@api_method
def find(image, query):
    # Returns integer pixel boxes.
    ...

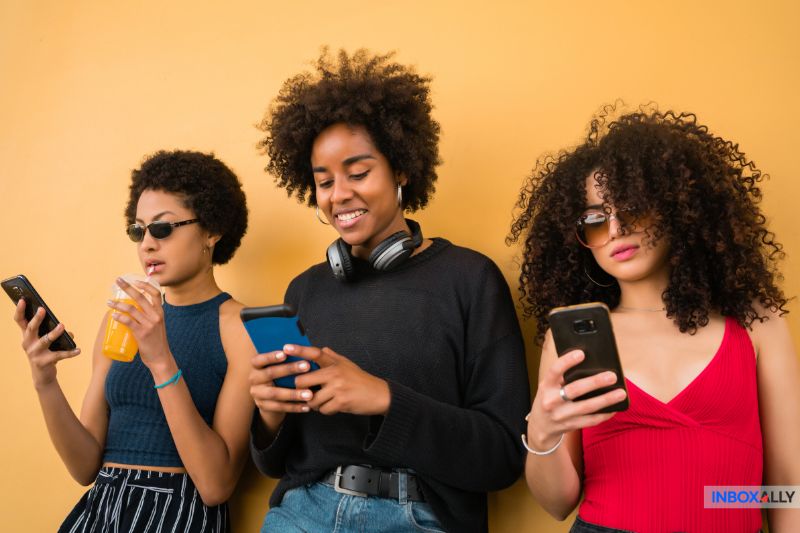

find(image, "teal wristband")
[154,369,182,389]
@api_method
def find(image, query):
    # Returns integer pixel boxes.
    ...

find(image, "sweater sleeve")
[250,411,298,478]
[363,260,531,492]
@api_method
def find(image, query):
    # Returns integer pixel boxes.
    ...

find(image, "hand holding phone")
[4,275,77,352]
[548,302,629,413]
[4,274,81,386]
[241,304,320,388]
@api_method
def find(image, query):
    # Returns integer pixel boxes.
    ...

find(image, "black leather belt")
[323,465,425,501]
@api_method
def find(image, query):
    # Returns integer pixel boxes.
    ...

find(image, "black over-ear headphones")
[326,219,424,282]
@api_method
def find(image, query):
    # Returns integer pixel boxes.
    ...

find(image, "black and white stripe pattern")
[59,467,228,533]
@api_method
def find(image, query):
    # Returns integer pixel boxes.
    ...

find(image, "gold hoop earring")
[315,206,330,226]
[584,265,615,288]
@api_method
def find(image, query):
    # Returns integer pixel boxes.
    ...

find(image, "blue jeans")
[261,476,444,533]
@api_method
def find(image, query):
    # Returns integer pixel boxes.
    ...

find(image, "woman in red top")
[509,106,800,532]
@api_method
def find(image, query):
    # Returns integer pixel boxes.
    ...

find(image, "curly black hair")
[508,104,788,343]
[125,150,248,265]
[258,48,441,211]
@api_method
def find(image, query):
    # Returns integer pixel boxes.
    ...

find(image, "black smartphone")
[2,274,77,352]
[240,304,320,389]
[548,302,628,413]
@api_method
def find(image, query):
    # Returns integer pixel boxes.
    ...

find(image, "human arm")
[523,330,625,520]
[248,348,317,477]
[15,300,110,485]
[108,280,255,505]
[753,311,800,532]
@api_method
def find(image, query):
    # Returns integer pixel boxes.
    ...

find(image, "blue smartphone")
[240,304,319,388]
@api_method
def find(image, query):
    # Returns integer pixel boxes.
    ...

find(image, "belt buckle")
[333,466,368,497]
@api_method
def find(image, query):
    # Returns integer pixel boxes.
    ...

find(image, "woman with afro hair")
[14,150,255,532]
[509,106,800,532]
[248,49,530,533]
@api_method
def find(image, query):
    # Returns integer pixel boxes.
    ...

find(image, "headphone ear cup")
[327,239,355,282]
[369,231,412,271]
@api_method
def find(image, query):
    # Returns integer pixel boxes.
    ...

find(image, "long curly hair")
[508,104,788,343]
[258,48,441,211]
[125,150,248,265]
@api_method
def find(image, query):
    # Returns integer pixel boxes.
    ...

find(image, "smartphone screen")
[240,304,319,389]
[548,302,628,412]
[2,274,77,351]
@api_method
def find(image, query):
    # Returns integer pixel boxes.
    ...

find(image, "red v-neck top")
[579,318,763,532]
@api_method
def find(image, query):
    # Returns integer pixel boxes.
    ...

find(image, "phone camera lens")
[573,319,596,334]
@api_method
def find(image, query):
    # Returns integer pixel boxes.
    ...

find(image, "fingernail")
[298,362,309,371]
[301,406,310,413]
[73,349,81,354]
[615,390,627,400]
[112,313,120,320]
[283,344,295,353]
[106,300,114,306]
[275,351,285,360]
[604,372,617,383]
[300,390,312,400]
[573,351,583,360]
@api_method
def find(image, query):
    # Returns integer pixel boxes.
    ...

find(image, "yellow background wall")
[1,1,798,530]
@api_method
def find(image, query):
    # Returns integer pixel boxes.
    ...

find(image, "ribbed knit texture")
[104,292,230,467]
[251,238,531,533]
[579,317,763,532]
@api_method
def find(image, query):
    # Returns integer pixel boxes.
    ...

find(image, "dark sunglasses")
[127,219,199,242]
[576,209,640,248]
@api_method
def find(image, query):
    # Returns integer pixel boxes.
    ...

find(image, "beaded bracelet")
[521,432,564,456]
[154,369,183,389]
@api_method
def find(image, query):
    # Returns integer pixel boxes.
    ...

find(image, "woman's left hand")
[289,344,391,416]
[107,278,172,369]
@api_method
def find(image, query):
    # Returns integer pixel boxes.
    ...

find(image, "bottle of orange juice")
[102,274,161,362]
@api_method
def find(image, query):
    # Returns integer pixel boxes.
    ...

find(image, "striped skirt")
[59,467,229,533]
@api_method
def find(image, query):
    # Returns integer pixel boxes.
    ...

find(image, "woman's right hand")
[526,349,626,451]
[249,349,315,430]
[14,300,80,389]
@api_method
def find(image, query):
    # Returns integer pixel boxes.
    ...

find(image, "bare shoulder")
[218,297,245,322]
[746,303,792,356]
[748,304,796,362]
[217,297,256,364]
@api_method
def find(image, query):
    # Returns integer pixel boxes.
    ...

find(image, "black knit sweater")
[251,237,531,532]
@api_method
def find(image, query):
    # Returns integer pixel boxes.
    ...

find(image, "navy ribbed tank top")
[103,292,231,467]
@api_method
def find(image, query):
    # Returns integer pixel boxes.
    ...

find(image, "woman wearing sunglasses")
[248,49,530,533]
[508,107,800,532]
[13,150,254,532]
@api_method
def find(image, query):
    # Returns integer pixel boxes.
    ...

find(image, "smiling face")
[134,189,218,286]
[583,172,670,284]
[312,123,408,258]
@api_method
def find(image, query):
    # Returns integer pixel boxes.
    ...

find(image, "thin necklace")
[616,305,666,312]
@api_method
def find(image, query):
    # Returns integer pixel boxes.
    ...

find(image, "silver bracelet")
[521,432,564,456]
